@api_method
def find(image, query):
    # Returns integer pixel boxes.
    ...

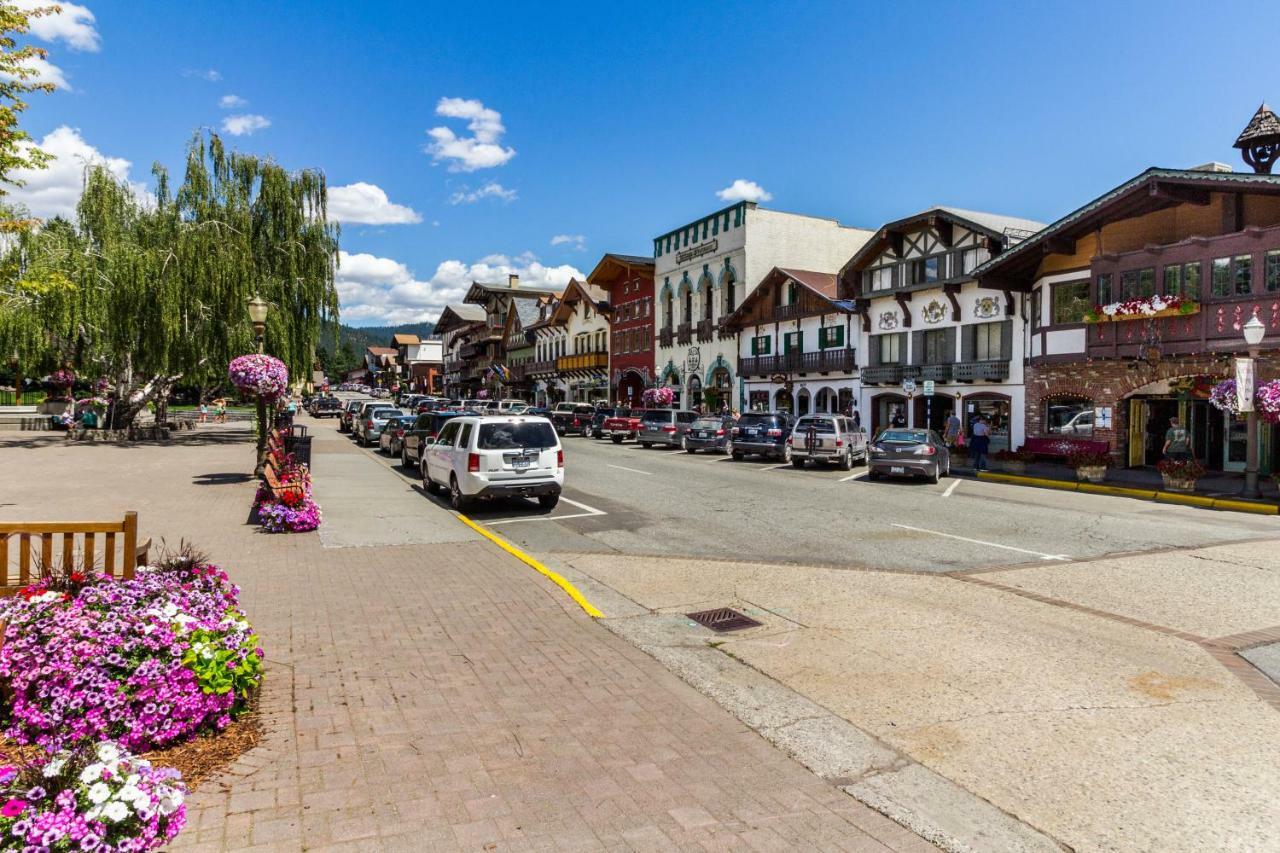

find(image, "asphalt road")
[316,398,1276,573]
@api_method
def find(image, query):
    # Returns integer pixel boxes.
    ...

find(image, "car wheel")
[682,436,693,453]
[868,469,880,481]
[401,447,410,468]
[611,435,624,444]
[538,493,559,509]
[838,449,853,471]
[929,465,940,485]
[723,440,733,456]
[782,445,792,463]
[449,475,470,510]
[791,457,805,469]
[731,452,744,461]
[422,464,438,494]
[641,442,652,449]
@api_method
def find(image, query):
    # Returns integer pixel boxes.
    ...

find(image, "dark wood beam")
[887,230,904,258]
[894,292,912,328]
[1223,192,1245,233]
[934,218,953,248]
[943,282,961,322]
[1148,181,1210,206]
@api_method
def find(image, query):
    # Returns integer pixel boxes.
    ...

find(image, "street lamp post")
[1240,310,1265,498]
[247,294,270,477]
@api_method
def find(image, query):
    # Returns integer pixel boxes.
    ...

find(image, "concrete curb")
[975,471,1278,515]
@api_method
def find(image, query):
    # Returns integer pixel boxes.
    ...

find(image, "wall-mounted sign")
[923,380,935,397]
[1093,406,1113,429]
[676,239,719,264]
[877,311,899,331]
[685,346,702,374]
[902,378,917,394]
[922,300,947,324]
[974,295,1001,319]
[1236,357,1256,411]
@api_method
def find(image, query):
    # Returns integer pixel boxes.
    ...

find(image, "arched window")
[701,282,713,320]
[683,288,693,324]
[663,290,673,329]
[725,275,737,314]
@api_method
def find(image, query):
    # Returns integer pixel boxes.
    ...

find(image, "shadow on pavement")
[192,472,255,486]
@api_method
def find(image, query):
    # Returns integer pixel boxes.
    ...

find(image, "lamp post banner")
[1235,357,1255,411]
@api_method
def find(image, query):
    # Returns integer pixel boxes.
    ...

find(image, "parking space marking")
[942,479,962,498]
[759,463,792,472]
[890,523,1069,561]
[477,496,608,527]
[838,471,869,482]
[703,454,734,462]
[607,464,651,476]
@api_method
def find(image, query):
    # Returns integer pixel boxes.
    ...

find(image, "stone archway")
[617,370,646,407]
[797,388,811,416]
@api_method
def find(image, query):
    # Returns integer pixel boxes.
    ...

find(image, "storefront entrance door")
[1223,412,1248,472]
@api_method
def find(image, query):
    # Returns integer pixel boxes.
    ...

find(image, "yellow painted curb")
[1154,491,1217,508]
[456,513,605,618]
[1211,498,1279,515]
[1077,483,1159,499]
[977,472,1079,491]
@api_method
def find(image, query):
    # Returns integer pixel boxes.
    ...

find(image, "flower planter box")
[1086,304,1199,323]
[1161,474,1198,493]
[1075,465,1107,483]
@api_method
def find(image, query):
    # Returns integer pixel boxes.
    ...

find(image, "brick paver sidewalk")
[1,425,933,852]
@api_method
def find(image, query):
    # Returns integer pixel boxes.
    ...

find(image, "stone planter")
[1161,474,1197,493]
[37,400,70,416]
[1075,465,1107,483]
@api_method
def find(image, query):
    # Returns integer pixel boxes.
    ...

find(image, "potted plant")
[1067,449,1111,483]
[1156,457,1204,493]
[993,448,1034,474]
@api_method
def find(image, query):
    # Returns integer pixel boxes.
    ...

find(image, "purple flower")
[3,798,27,817]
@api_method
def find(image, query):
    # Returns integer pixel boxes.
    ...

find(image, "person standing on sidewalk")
[970,416,991,471]
[1162,416,1191,461]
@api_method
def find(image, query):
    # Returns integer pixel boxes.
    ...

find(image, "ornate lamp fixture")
[1234,103,1280,174]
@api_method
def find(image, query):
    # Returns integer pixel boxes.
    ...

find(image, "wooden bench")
[262,455,305,502]
[0,512,151,592]
[1022,436,1111,459]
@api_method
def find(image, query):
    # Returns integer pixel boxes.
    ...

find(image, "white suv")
[421,415,564,510]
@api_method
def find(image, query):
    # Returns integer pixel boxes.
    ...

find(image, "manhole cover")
[686,607,762,632]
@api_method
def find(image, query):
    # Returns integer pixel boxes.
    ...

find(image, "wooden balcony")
[696,319,716,343]
[860,364,906,385]
[525,359,557,377]
[1086,296,1280,359]
[658,327,674,348]
[917,363,953,382]
[953,360,1010,382]
[676,323,693,345]
[738,348,857,377]
[555,351,608,372]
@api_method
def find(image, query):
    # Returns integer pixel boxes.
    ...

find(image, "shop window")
[1045,397,1094,436]
[1097,273,1113,304]
[1266,250,1280,292]
[1051,280,1090,324]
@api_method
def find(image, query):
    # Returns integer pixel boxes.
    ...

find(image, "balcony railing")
[738,348,857,377]
[525,359,557,377]
[555,351,608,372]
[861,364,907,385]
[773,303,805,321]
[953,360,1010,382]
[658,327,674,348]
[676,323,693,345]
[917,363,953,382]
[696,319,715,343]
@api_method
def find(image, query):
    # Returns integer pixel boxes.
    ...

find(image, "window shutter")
[911,330,925,365]
[961,325,976,362]
[869,336,881,366]
[1000,319,1013,360]
[750,337,758,356]
[942,326,957,363]
[796,331,804,353]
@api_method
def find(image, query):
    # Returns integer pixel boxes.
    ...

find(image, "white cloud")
[0,54,70,90]
[426,97,515,172]
[8,125,146,219]
[218,94,247,109]
[336,249,581,324]
[183,68,221,81]
[550,234,586,251]
[716,179,773,203]
[14,0,100,51]
[327,182,421,225]
[448,182,516,205]
[220,114,270,136]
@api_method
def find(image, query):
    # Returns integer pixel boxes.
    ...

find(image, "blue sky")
[12,0,1280,324]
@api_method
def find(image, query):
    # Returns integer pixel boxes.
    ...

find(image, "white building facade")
[652,201,872,411]
[839,207,1043,451]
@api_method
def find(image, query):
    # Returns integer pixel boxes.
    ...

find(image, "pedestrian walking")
[851,409,861,430]
[214,398,227,424]
[1162,416,1191,461]
[970,416,991,471]
[198,401,208,424]
[943,411,961,447]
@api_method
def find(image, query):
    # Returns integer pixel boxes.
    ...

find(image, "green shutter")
[750,336,759,356]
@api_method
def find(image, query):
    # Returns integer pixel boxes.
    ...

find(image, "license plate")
[699,431,709,438]
[891,466,905,474]
[512,457,532,470]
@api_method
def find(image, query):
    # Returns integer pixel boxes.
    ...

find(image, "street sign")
[923,380,935,397]
[902,378,917,394]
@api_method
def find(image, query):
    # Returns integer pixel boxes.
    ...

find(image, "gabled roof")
[973,166,1280,285]
[391,333,420,346]
[720,267,850,333]
[840,206,1046,277]
[550,278,610,324]
[433,303,486,334]
[463,280,562,305]
[587,252,656,285]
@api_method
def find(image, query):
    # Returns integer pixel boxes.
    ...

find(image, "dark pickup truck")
[310,396,342,418]
[551,403,597,436]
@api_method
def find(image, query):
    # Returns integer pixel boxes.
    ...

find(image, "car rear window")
[641,411,670,424]
[692,417,723,429]
[738,414,779,426]
[795,418,836,433]
[878,430,925,443]
[478,421,558,449]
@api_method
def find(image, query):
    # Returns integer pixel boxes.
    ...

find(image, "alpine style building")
[587,253,655,406]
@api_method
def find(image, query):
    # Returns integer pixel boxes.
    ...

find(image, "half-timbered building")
[838,207,1044,445]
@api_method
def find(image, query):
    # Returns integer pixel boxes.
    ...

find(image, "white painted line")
[890,523,1069,561]
[759,463,791,472]
[607,464,652,476]
[941,479,961,498]
[558,497,607,516]
[704,454,735,462]
[477,496,607,527]
[838,471,869,482]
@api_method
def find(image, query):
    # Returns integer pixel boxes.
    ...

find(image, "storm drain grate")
[686,607,762,633]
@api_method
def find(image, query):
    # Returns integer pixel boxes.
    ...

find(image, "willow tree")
[4,131,340,426]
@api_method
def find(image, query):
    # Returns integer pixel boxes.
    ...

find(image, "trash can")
[285,434,312,467]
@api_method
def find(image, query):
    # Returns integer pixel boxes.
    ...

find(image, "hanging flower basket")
[641,386,675,407]
[228,354,288,400]
[1084,295,1199,323]
[1257,379,1280,424]
[1208,379,1240,415]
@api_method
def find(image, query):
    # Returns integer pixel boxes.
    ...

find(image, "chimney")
[1189,161,1232,173]
[508,274,519,289]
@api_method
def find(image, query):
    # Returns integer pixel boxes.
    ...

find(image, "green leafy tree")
[0,2,56,200]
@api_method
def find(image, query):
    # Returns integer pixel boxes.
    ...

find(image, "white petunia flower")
[79,763,104,784]
[102,800,129,823]
[87,782,112,804]
[95,743,120,763]
[157,789,184,816]
[162,603,179,618]
[42,758,65,778]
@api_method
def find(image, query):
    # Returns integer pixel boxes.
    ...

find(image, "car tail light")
[662,425,676,433]
[366,419,374,428]
[716,429,725,436]
[395,428,405,437]
[467,452,480,472]
[786,436,793,446]
[556,449,564,468]
[915,445,937,456]
[835,439,844,447]
[766,428,782,437]
[572,417,580,426]
[732,427,740,436]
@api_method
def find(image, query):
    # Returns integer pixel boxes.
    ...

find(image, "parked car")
[682,414,737,454]
[355,407,402,446]
[310,397,342,418]
[637,409,698,448]
[339,400,364,432]
[401,410,467,468]
[421,415,564,510]
[491,399,527,413]
[867,428,950,483]
[603,409,644,443]
[377,414,418,456]
[463,398,488,410]
[551,403,596,436]
[787,414,867,470]
[730,411,795,461]
[587,407,617,439]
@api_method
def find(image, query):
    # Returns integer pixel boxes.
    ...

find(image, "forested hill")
[316,321,436,376]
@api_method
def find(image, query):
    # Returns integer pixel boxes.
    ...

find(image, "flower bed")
[1084,295,1198,323]
[0,555,262,754]
[0,741,186,851]
[253,452,322,533]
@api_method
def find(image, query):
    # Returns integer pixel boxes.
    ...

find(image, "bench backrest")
[0,512,146,592]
